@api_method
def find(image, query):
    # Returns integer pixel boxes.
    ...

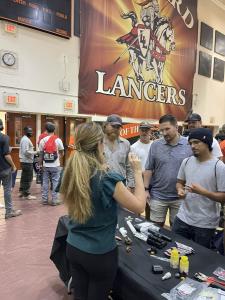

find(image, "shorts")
[150,199,182,224]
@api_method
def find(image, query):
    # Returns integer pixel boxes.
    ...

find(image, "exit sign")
[4,22,17,34]
[64,100,74,111]
[4,93,18,105]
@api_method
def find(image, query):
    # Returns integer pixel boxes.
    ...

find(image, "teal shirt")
[67,171,124,254]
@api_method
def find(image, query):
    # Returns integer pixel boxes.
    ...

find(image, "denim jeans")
[42,167,60,203]
[172,217,215,249]
[19,162,33,196]
[0,168,13,213]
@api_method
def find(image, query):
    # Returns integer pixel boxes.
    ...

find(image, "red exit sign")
[4,23,17,34]
[4,94,18,105]
[64,100,74,111]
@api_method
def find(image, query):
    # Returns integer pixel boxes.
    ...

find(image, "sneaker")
[42,201,48,205]
[26,195,36,200]
[5,209,22,219]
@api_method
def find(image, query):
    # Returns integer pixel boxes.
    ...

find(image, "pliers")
[194,272,225,290]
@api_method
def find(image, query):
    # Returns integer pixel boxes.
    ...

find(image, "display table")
[50,209,225,300]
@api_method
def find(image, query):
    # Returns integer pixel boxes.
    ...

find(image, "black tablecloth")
[50,215,71,286]
[50,209,225,300]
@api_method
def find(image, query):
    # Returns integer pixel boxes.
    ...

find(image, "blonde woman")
[60,122,145,300]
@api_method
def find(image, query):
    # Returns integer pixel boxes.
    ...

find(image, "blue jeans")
[0,168,13,213]
[42,167,60,203]
[172,217,215,249]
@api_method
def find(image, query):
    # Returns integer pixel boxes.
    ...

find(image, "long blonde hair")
[60,122,104,224]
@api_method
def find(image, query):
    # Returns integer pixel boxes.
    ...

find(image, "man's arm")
[2,135,16,171]
[143,170,152,202]
[176,179,186,198]
[23,139,36,156]
[187,184,225,204]
[143,170,152,189]
[125,152,135,188]
[5,154,16,172]
[58,139,64,158]
[143,142,155,201]
[38,140,44,166]
[59,150,64,157]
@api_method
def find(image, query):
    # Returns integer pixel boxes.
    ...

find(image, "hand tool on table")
[194,272,225,290]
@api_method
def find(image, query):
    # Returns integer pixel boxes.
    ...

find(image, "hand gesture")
[128,153,142,173]
[177,187,186,199]
[186,183,207,196]
[12,165,17,173]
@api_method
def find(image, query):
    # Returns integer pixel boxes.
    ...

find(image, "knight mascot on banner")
[78,0,198,120]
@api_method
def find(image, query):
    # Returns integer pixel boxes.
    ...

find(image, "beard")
[107,131,119,139]
[193,153,199,157]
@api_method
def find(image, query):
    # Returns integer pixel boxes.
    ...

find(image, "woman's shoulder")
[103,171,125,183]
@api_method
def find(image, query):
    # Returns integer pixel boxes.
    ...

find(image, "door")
[41,115,65,164]
[65,117,86,160]
[6,113,37,170]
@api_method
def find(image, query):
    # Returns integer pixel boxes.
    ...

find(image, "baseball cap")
[186,113,201,122]
[188,128,213,150]
[139,121,152,129]
[106,114,122,126]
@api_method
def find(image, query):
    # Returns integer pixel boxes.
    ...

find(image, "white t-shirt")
[212,138,222,158]
[131,140,152,170]
[39,135,64,167]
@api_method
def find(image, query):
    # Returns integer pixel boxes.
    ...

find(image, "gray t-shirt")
[177,156,225,229]
[145,136,192,200]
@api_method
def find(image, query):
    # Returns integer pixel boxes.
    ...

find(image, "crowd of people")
[0,113,225,300]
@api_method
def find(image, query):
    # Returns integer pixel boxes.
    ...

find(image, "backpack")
[43,135,58,163]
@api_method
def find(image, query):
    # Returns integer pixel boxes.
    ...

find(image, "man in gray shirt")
[144,114,192,226]
[173,128,225,248]
[103,114,134,189]
[19,126,37,199]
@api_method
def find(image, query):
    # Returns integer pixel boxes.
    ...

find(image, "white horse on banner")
[150,18,175,84]
[116,13,175,83]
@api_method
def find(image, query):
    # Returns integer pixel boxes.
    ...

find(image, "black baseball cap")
[106,114,123,126]
[188,128,213,150]
[139,121,152,129]
[186,113,201,122]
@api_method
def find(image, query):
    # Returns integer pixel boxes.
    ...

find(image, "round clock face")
[2,52,16,66]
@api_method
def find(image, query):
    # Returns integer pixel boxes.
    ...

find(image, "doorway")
[6,113,37,170]
[65,117,86,160]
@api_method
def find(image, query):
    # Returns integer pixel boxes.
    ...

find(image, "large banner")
[79,0,198,120]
